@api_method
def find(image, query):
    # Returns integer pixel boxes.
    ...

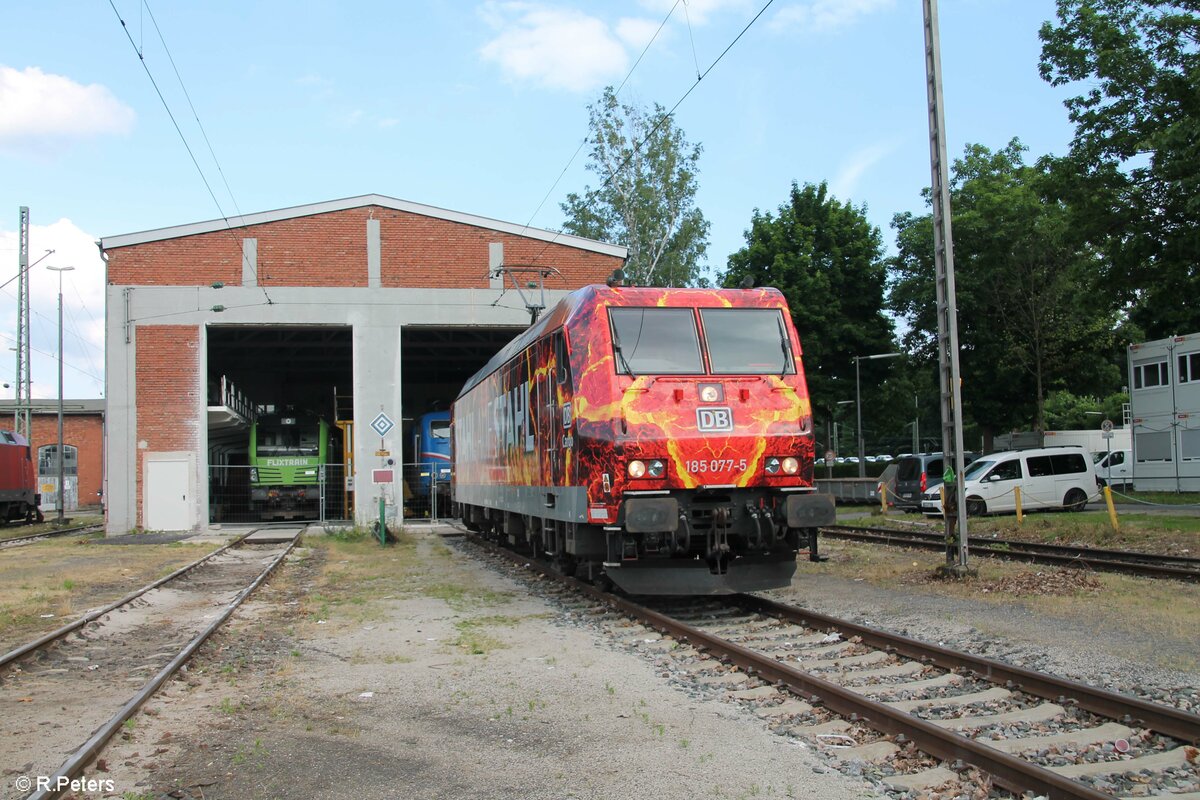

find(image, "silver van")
[921,446,1098,516]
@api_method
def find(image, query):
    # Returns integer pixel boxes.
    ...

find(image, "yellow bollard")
[880,483,888,514]
[1014,486,1023,526]
[1104,485,1120,532]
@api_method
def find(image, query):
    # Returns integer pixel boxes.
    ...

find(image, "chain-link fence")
[209,464,349,524]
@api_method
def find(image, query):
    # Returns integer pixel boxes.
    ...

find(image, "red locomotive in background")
[452,282,833,595]
[0,430,43,524]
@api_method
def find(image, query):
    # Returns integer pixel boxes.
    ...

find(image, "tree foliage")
[721,182,897,427]
[889,140,1124,437]
[561,87,710,287]
[1039,0,1200,336]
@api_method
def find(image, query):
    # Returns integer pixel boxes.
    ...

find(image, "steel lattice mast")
[922,0,970,572]
[14,207,31,440]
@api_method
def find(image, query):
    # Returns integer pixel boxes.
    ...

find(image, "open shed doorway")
[207,325,353,524]
[399,325,524,519]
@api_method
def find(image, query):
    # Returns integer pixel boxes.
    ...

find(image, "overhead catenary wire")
[106,1,274,305]
[527,0,779,269]
[520,1,683,237]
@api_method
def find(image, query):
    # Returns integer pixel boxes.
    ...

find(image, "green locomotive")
[249,409,332,519]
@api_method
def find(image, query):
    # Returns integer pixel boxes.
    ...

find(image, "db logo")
[696,407,733,432]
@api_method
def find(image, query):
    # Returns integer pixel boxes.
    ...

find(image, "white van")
[921,446,1098,516]
[1093,449,1131,488]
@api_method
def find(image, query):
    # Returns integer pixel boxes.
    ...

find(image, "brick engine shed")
[101,195,625,533]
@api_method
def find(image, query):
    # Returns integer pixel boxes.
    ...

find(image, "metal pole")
[923,0,970,571]
[48,265,74,524]
[854,353,903,478]
[855,358,865,478]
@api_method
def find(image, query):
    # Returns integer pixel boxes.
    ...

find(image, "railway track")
[821,524,1200,581]
[0,524,102,550]
[461,531,1200,800]
[0,529,299,800]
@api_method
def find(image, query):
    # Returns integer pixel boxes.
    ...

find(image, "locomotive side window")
[554,331,569,385]
[608,308,703,375]
[700,308,795,374]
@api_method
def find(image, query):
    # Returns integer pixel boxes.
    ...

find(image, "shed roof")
[99,194,627,258]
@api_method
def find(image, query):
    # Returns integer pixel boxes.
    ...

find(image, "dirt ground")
[68,529,884,800]
[13,520,1198,800]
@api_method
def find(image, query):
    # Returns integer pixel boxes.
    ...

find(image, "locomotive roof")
[455,284,788,399]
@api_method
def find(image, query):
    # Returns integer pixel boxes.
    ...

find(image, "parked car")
[874,454,893,462]
[921,446,1098,517]
[893,452,978,512]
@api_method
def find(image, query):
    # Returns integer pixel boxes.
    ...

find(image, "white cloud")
[0,218,107,398]
[616,17,663,50]
[637,0,749,26]
[0,65,135,156]
[770,0,894,33]
[479,3,628,92]
[830,141,898,201]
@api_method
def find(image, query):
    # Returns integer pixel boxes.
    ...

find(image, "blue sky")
[0,0,1077,400]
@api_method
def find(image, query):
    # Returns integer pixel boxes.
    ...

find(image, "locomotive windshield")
[608,307,796,376]
[701,309,795,374]
[609,308,704,375]
[256,423,321,456]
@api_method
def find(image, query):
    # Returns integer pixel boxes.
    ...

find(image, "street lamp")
[854,352,903,477]
[48,265,74,525]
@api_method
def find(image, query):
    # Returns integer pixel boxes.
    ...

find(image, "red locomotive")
[0,430,42,524]
[452,283,833,595]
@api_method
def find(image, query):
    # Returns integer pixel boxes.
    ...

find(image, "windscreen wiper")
[612,329,637,377]
[777,317,793,375]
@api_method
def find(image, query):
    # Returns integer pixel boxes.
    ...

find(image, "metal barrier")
[208,464,348,524]
[400,461,451,522]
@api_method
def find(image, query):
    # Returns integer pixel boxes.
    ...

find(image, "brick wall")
[106,206,620,288]
[30,414,104,508]
[135,326,202,527]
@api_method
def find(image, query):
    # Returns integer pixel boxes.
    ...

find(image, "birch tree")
[561,87,710,287]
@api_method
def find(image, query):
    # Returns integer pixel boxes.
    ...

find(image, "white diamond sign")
[370,412,395,437]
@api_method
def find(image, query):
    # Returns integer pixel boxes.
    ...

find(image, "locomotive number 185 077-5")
[685,458,748,474]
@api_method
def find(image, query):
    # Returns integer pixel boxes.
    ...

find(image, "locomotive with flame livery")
[451,283,834,595]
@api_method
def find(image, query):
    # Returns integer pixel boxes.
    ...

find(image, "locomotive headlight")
[781,457,800,475]
[249,467,259,482]
[765,457,781,475]
[698,383,724,403]
[628,460,647,478]
[647,459,665,478]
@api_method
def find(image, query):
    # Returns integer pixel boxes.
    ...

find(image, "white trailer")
[1127,331,1200,492]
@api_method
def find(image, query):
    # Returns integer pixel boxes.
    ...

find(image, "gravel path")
[80,526,1198,800]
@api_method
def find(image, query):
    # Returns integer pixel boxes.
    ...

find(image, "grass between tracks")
[0,512,104,541]
[840,507,1200,556]
[0,537,213,650]
[300,527,518,655]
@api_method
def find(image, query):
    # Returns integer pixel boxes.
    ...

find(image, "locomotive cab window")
[429,420,450,439]
[608,308,703,375]
[257,425,320,456]
[700,308,795,374]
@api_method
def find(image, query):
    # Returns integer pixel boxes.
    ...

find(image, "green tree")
[889,140,1123,439]
[1039,0,1200,336]
[561,87,710,287]
[721,182,897,431]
